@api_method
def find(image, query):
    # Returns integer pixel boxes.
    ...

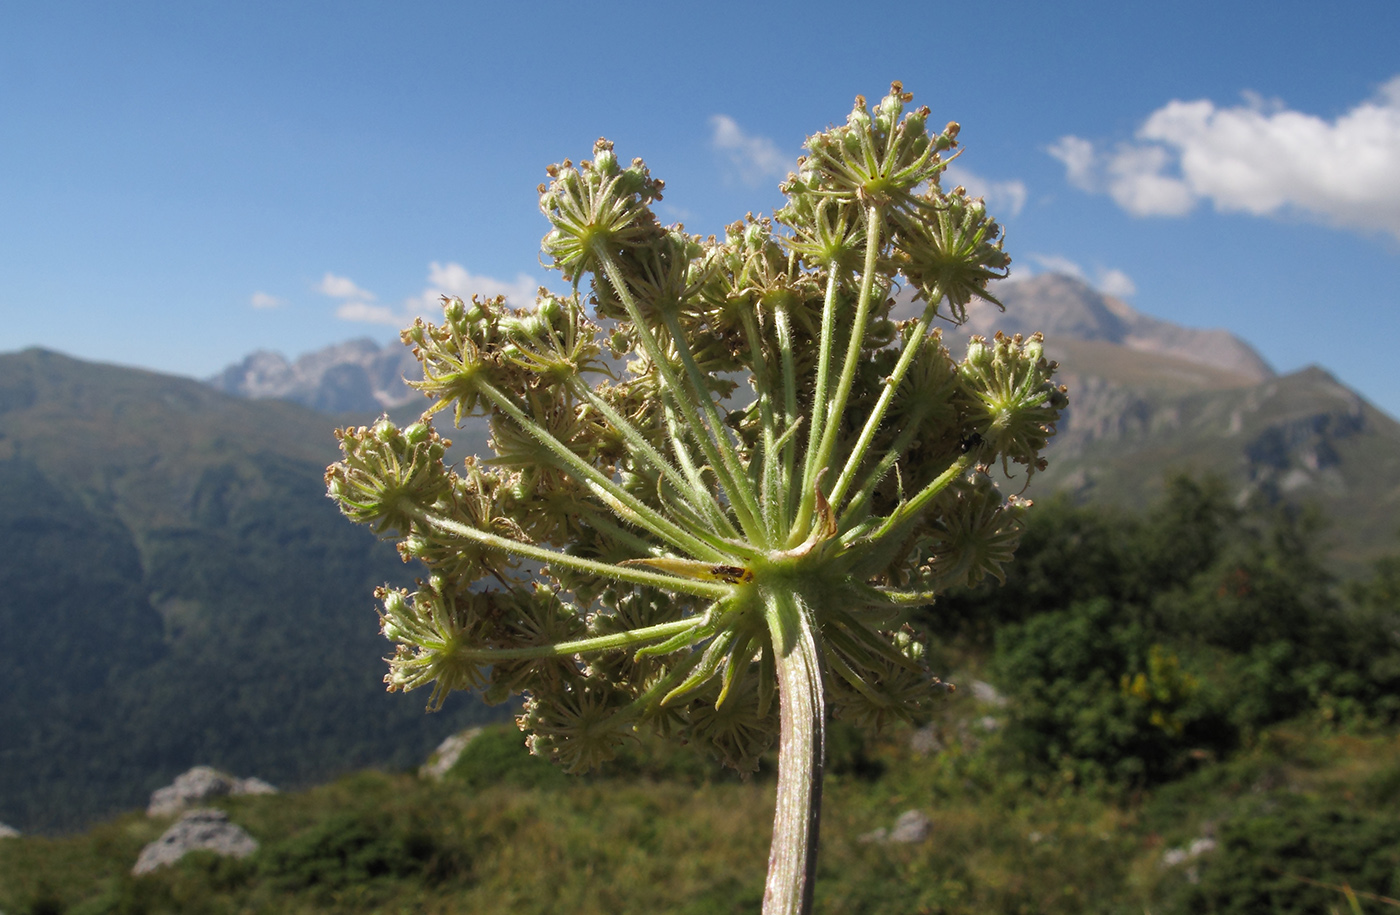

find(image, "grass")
[5,688,1398,915]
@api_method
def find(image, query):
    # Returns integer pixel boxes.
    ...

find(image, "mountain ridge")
[200,274,1400,567]
[958,273,1275,383]
[214,274,1278,414]
[0,348,497,834]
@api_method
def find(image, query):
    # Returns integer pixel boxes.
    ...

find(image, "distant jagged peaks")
[207,338,422,414]
[212,274,1272,414]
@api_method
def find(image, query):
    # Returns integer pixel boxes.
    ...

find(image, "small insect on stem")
[709,565,755,584]
[622,557,754,584]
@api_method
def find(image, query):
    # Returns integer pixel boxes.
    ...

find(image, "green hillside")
[0,349,502,834]
[1039,343,1400,571]
[4,481,1398,914]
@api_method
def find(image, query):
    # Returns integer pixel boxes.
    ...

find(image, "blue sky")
[3,1,1399,418]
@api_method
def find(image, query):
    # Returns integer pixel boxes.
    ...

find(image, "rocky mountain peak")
[207,338,422,414]
[966,274,1275,383]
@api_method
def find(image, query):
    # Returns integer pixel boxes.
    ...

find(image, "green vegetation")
[0,349,502,834]
[5,478,1397,913]
[938,477,1400,791]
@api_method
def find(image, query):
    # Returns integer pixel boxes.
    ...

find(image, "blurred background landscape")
[2,1,1399,912]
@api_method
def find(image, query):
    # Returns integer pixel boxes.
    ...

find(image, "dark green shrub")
[993,598,1234,787]
[447,724,567,791]
[256,810,445,892]
[1174,796,1400,915]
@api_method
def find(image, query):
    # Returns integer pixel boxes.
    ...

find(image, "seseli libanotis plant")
[326,82,1066,914]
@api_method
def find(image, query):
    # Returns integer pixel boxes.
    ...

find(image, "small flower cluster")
[327,83,1065,777]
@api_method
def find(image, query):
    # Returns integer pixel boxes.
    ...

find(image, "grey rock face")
[892,273,1274,383]
[908,724,943,756]
[889,809,933,843]
[207,337,423,414]
[985,275,1273,382]
[970,679,1008,707]
[147,766,277,818]
[132,809,258,875]
[420,727,483,781]
[858,809,933,844]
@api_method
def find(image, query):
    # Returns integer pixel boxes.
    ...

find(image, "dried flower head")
[327,82,1065,915]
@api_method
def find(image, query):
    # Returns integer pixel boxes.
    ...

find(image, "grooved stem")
[763,590,826,915]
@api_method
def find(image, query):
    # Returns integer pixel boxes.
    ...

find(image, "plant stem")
[476,377,727,562]
[444,615,706,662]
[762,588,826,915]
[406,505,733,601]
[826,296,942,512]
[594,248,767,543]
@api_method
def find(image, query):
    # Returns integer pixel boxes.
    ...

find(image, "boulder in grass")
[0,822,19,839]
[420,727,483,781]
[132,809,258,875]
[147,766,278,818]
[888,809,933,843]
[858,809,933,845]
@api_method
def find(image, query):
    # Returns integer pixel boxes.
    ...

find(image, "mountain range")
[4,273,1398,833]
[211,274,1400,567]
[0,350,497,834]
[974,276,1400,568]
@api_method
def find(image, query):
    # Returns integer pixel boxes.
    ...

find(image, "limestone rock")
[908,723,943,756]
[147,766,278,818]
[420,727,483,781]
[889,809,933,843]
[858,809,932,845]
[132,809,258,875]
[970,680,1008,707]
[1161,836,1217,869]
[0,822,19,839]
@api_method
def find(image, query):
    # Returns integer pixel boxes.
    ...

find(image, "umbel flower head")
[327,81,1065,915]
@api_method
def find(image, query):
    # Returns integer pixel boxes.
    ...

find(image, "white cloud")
[334,302,404,325]
[710,115,790,186]
[1047,136,1096,190]
[331,262,542,326]
[317,272,376,300]
[424,262,538,306]
[1027,254,1088,280]
[250,291,283,309]
[942,163,1028,218]
[1050,75,1400,240]
[1095,268,1137,298]
[1022,254,1136,297]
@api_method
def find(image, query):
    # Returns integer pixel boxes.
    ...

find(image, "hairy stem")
[407,505,734,601]
[772,304,802,526]
[854,452,976,549]
[762,588,826,915]
[477,377,728,562]
[794,205,883,543]
[594,248,766,542]
[567,375,739,539]
[794,268,844,543]
[827,295,942,511]
[443,615,707,662]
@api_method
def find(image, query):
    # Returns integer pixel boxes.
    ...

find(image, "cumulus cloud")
[317,272,376,300]
[423,262,538,305]
[942,163,1028,218]
[329,263,542,326]
[250,291,282,309]
[1095,268,1138,298]
[1021,254,1136,297]
[710,115,791,186]
[334,302,404,325]
[1049,75,1400,240]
